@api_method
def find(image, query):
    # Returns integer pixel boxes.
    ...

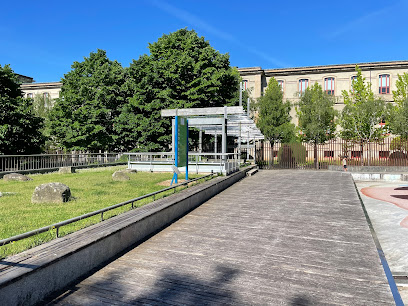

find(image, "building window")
[379,74,390,94]
[351,151,362,158]
[299,79,309,94]
[27,93,33,98]
[379,151,389,158]
[324,77,335,95]
[324,151,334,158]
[43,92,49,99]
[277,80,284,92]
[351,76,357,92]
[241,80,248,91]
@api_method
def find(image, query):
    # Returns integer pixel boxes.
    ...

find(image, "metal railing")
[256,137,408,169]
[0,173,214,248]
[126,152,240,174]
[0,152,124,172]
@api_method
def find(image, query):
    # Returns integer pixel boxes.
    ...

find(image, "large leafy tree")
[388,73,408,139]
[0,65,45,154]
[255,77,295,164]
[340,66,386,165]
[388,98,408,139]
[393,72,408,104]
[118,28,240,151]
[297,82,337,168]
[49,49,127,151]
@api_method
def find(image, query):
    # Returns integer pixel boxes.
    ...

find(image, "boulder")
[3,173,32,181]
[112,171,130,181]
[59,167,75,174]
[32,183,71,204]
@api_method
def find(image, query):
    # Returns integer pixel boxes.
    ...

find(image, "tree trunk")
[269,141,275,169]
[360,141,364,166]
[314,140,318,169]
[367,140,371,166]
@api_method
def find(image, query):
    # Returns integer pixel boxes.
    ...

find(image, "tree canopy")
[0,65,45,154]
[340,66,386,143]
[255,77,294,147]
[48,49,127,151]
[117,28,240,151]
[388,73,408,139]
[392,72,408,105]
[297,82,337,144]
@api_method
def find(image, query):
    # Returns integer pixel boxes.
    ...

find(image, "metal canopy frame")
[161,106,264,161]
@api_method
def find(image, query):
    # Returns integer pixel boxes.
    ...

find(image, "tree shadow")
[45,264,241,305]
[394,187,408,191]
[131,265,241,305]
[391,194,408,200]
[289,294,314,306]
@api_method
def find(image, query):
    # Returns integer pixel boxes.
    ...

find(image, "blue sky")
[2,0,408,83]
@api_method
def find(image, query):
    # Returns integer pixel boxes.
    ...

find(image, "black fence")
[255,138,408,169]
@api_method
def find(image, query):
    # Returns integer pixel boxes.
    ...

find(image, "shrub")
[390,136,408,152]
[278,142,307,166]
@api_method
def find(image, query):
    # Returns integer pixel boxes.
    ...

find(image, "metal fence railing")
[0,152,124,172]
[126,152,240,175]
[256,137,408,169]
[0,173,214,248]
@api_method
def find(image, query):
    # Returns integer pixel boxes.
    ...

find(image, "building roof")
[20,82,62,90]
[16,73,34,83]
[238,60,408,76]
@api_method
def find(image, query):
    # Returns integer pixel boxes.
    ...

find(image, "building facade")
[20,82,62,102]
[238,60,408,124]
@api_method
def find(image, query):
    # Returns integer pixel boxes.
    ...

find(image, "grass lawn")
[0,166,205,259]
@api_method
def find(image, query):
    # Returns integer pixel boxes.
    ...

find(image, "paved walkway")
[357,180,408,303]
[47,171,394,305]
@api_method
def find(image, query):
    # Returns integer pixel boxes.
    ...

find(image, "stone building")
[20,82,62,102]
[238,60,408,124]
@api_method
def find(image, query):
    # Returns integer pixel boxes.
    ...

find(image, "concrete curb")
[329,165,408,173]
[351,173,408,181]
[0,166,255,306]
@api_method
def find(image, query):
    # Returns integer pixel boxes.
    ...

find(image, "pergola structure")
[161,106,264,161]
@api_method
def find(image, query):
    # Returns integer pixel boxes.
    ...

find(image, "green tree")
[390,136,408,152]
[388,98,408,139]
[388,73,408,139]
[119,29,240,151]
[393,72,408,105]
[297,82,337,169]
[32,93,53,118]
[340,66,386,165]
[255,77,295,165]
[0,65,45,154]
[48,49,127,151]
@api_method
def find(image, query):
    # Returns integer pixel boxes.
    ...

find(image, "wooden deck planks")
[47,171,394,305]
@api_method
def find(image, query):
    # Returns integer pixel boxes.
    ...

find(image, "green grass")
[0,166,206,259]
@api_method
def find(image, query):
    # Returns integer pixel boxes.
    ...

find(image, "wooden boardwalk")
[47,171,394,305]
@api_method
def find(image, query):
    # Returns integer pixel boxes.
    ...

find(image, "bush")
[278,142,307,165]
[390,137,408,152]
[278,144,295,168]
[389,151,407,159]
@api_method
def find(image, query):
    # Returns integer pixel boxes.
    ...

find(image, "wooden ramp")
[47,171,394,305]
